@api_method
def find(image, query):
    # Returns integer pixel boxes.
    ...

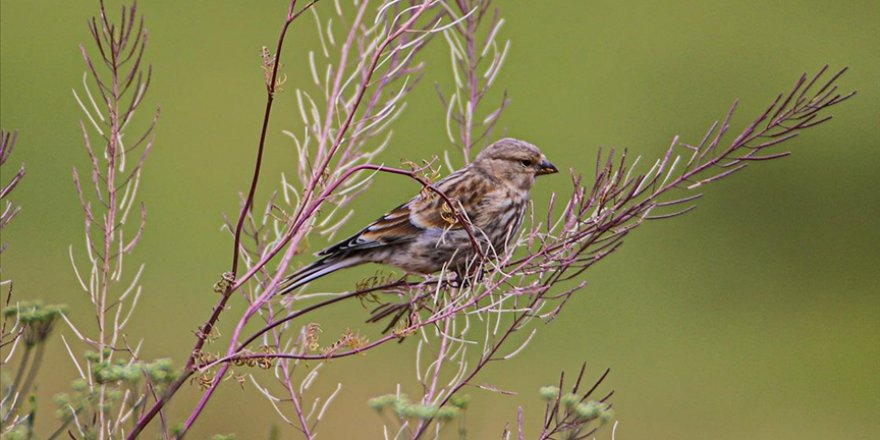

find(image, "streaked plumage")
[278,138,557,295]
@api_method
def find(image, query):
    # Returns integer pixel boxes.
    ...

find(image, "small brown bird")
[278,138,557,295]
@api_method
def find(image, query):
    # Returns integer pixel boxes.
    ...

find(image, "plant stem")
[2,344,32,424]
[47,417,74,440]
[6,344,43,421]
[127,3,325,438]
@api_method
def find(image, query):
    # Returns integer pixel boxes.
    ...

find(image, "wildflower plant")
[1,115,45,437]
[0,0,855,439]
[0,130,25,254]
[33,0,167,437]
[531,365,614,440]
[1,301,66,435]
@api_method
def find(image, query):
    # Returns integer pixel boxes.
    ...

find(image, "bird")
[278,138,558,295]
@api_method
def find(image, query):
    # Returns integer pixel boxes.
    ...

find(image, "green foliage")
[448,394,471,410]
[539,385,560,400]
[1,301,65,435]
[536,383,615,438]
[92,357,176,386]
[367,394,396,411]
[557,392,613,423]
[396,402,438,420]
[48,357,177,439]
[0,395,36,440]
[560,392,581,408]
[436,406,460,421]
[170,423,185,438]
[3,301,66,346]
[368,393,466,422]
[1,427,29,440]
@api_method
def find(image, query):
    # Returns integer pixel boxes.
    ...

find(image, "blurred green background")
[2,1,878,438]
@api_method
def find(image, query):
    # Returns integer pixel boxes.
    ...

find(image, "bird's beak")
[537,158,558,175]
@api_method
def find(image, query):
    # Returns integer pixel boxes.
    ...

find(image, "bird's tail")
[277,256,359,295]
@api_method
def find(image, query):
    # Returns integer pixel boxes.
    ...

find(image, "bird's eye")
[520,159,532,167]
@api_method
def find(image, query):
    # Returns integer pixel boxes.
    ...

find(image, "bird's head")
[474,138,557,189]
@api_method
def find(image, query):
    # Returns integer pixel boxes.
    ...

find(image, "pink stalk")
[175,3,436,435]
[183,66,853,437]
[126,2,320,437]
[315,0,369,158]
[411,317,453,437]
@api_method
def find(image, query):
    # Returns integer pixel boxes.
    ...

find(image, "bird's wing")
[317,168,485,257]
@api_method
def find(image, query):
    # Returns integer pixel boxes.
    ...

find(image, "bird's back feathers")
[277,138,554,296]
[316,167,477,258]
